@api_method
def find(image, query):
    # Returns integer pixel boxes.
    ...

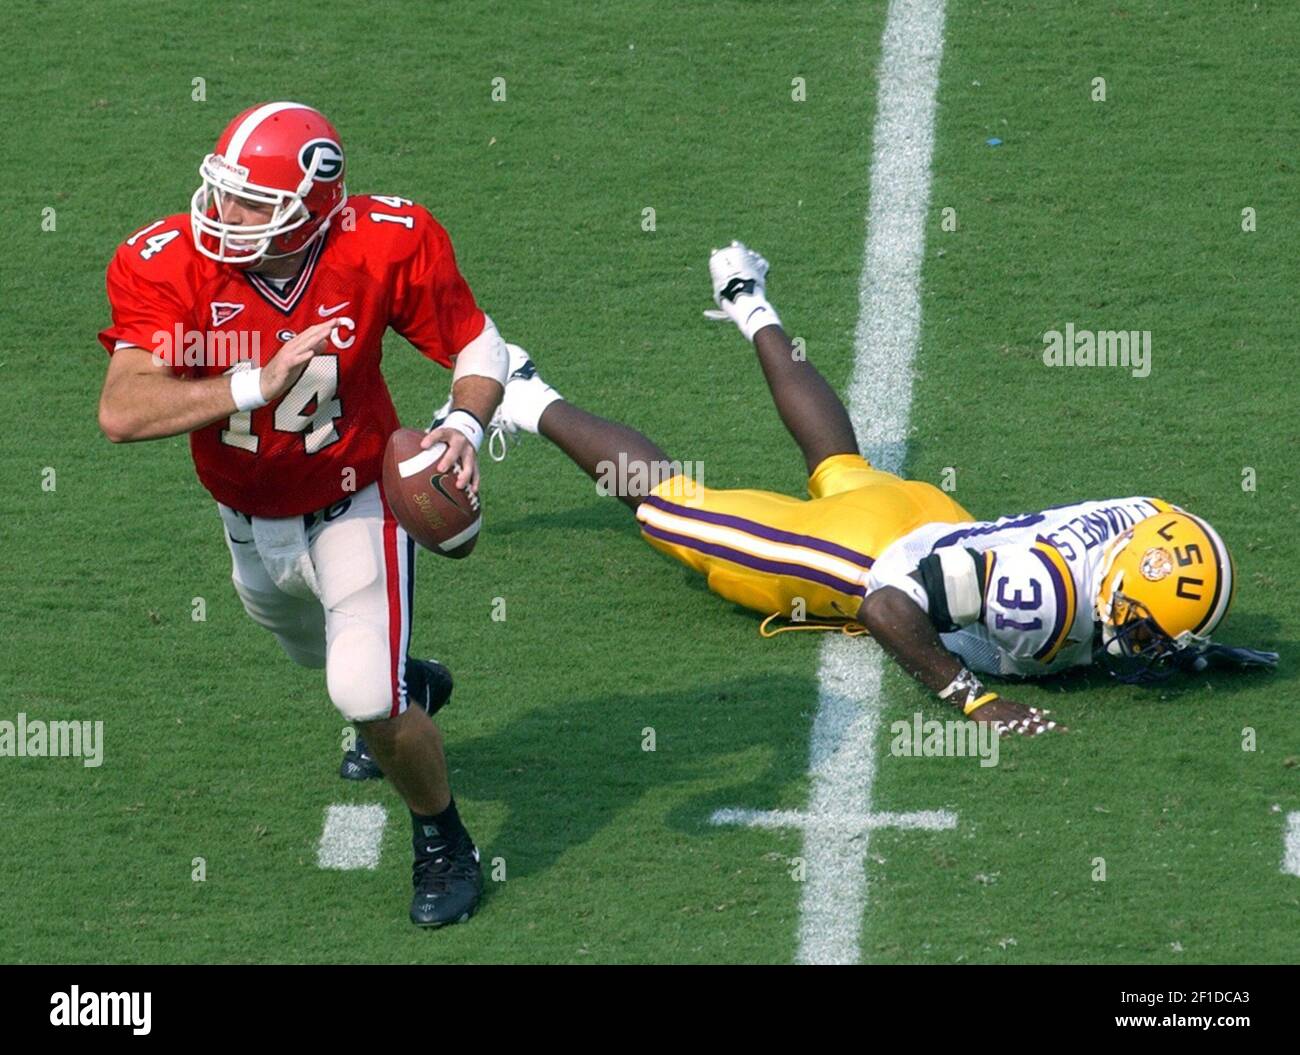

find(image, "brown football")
[381,428,481,558]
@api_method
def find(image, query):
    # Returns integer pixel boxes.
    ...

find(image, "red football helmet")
[190,101,348,265]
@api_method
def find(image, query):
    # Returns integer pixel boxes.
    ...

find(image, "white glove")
[703,241,781,341]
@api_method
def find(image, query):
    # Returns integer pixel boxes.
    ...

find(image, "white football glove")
[703,241,782,342]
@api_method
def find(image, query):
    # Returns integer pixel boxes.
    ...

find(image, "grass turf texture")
[0,0,1295,963]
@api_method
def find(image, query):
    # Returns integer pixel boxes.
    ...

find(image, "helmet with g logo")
[190,101,348,265]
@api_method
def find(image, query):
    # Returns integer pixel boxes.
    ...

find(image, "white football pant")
[217,482,416,722]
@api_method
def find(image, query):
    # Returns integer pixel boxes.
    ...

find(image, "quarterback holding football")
[96,102,507,926]
[472,243,1275,732]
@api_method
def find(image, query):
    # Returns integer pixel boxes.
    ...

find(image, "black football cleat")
[407,657,455,718]
[338,659,455,781]
[410,829,483,928]
[339,736,384,781]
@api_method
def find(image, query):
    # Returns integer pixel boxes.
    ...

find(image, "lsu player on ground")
[96,102,507,926]
[464,243,1272,735]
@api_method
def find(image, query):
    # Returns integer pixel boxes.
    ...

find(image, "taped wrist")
[938,668,999,715]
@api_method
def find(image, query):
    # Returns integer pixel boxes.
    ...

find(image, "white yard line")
[317,803,388,870]
[711,0,949,965]
[847,0,948,470]
[711,808,957,831]
[1284,812,1300,878]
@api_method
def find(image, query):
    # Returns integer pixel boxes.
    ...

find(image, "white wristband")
[728,296,782,343]
[440,409,484,451]
[230,367,267,412]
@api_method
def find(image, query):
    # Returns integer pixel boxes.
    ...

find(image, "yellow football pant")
[634,454,973,622]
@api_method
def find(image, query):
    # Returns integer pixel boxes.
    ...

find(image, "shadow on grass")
[445,673,819,891]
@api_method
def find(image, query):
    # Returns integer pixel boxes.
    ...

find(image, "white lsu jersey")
[867,496,1179,677]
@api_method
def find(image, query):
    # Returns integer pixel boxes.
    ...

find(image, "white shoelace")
[487,421,512,463]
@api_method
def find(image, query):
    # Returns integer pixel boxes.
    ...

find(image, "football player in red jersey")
[96,102,504,927]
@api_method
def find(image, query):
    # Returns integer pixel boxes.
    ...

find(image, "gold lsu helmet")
[1094,509,1236,682]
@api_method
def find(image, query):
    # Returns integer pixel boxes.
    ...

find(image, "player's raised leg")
[707,242,859,474]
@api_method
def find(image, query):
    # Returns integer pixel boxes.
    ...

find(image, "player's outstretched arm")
[858,586,965,691]
[857,586,1062,735]
[98,321,337,442]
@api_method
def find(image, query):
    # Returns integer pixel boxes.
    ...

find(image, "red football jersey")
[98,195,486,516]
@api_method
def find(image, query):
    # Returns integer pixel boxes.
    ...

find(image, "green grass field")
[1,0,1296,964]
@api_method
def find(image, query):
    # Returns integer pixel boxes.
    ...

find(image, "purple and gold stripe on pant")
[636,495,875,599]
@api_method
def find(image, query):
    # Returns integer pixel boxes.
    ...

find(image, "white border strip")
[1284,811,1300,877]
[317,803,388,870]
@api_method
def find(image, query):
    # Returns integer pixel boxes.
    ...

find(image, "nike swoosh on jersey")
[318,301,350,317]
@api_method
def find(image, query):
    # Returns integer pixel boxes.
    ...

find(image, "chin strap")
[758,612,870,639]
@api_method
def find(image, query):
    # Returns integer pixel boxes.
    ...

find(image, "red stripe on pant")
[378,481,404,718]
